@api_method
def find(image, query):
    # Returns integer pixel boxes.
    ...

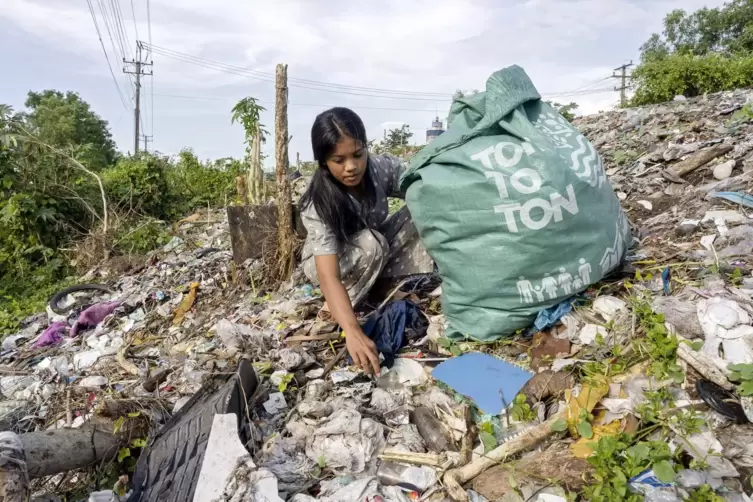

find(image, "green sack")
[400,65,630,341]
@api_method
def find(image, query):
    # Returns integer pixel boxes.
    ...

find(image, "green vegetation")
[728,362,753,395]
[632,0,753,106]
[584,435,676,502]
[0,91,249,333]
[545,101,579,122]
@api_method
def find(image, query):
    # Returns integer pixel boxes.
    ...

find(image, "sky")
[0,0,728,168]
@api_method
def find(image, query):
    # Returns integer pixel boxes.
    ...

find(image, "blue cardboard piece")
[431,352,533,415]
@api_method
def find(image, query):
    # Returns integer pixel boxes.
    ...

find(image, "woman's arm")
[315,254,381,376]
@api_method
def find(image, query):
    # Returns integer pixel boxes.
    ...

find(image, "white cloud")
[0,0,729,161]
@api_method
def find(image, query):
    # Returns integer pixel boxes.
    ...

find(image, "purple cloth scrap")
[34,321,68,348]
[70,301,122,338]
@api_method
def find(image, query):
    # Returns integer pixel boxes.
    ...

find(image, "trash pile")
[4,88,753,501]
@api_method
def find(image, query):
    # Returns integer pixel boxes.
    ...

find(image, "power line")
[146,46,450,101]
[145,43,621,104]
[151,92,445,112]
[95,0,135,97]
[129,0,140,41]
[85,0,130,109]
[110,0,133,59]
[143,43,451,98]
[146,0,154,139]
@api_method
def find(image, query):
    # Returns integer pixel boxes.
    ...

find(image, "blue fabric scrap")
[528,296,585,335]
[358,299,427,368]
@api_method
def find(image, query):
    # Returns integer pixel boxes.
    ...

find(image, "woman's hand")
[346,329,381,376]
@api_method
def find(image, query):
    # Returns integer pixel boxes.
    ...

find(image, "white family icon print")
[517,258,594,305]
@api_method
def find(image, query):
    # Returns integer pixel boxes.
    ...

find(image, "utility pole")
[612,60,634,108]
[274,63,294,281]
[124,41,153,155]
[142,134,153,153]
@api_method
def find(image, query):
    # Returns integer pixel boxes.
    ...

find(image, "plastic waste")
[377,462,437,492]
[263,393,288,414]
[431,352,532,415]
[696,380,748,424]
[593,296,628,322]
[698,297,753,365]
[305,417,385,474]
[213,319,251,352]
[578,324,608,345]
[380,358,427,388]
[675,430,739,479]
[78,376,108,388]
[410,406,456,452]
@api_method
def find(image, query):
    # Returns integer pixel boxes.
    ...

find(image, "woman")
[300,107,433,376]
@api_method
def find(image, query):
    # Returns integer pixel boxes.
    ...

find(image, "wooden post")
[275,63,294,280]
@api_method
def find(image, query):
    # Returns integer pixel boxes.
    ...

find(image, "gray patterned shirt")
[301,154,406,258]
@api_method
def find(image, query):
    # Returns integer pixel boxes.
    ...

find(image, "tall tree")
[545,101,579,122]
[24,90,117,170]
[231,97,267,204]
[383,125,413,150]
[632,0,753,105]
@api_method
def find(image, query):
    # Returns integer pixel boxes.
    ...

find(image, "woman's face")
[326,136,367,187]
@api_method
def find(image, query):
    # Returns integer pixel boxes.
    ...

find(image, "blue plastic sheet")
[432,353,533,415]
[708,191,753,209]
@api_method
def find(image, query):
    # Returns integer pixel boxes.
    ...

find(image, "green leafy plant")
[632,297,683,383]
[583,435,676,502]
[436,337,463,356]
[636,388,674,424]
[277,373,295,392]
[479,421,497,452]
[510,393,536,422]
[728,363,753,395]
[685,484,726,502]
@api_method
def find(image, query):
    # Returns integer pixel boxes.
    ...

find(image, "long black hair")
[300,107,377,244]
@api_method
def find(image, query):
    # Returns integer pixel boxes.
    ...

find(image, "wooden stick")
[443,411,565,501]
[676,335,732,390]
[378,450,445,468]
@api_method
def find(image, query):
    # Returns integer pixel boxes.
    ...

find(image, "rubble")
[6,88,753,501]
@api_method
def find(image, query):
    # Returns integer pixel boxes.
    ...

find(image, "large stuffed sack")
[400,65,630,341]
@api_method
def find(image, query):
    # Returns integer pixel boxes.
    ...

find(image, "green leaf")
[480,431,497,453]
[436,338,451,348]
[450,345,462,356]
[317,455,326,468]
[550,417,568,432]
[113,416,125,434]
[130,438,147,448]
[652,460,675,483]
[690,341,703,351]
[480,421,494,435]
[577,420,594,439]
[626,444,650,463]
[128,411,141,418]
[118,447,131,463]
[738,380,753,396]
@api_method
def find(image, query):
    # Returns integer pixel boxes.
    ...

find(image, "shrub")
[631,53,753,106]
[103,155,170,218]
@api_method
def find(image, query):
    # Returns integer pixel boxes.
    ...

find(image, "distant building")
[426,116,445,143]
